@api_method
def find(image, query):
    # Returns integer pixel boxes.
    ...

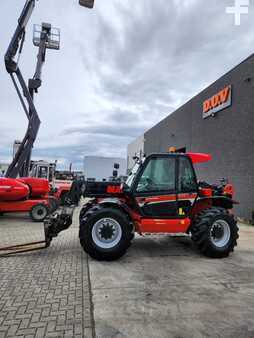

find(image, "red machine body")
[0,178,29,201]
[18,177,50,197]
[53,181,72,202]
[0,177,51,220]
[29,161,73,204]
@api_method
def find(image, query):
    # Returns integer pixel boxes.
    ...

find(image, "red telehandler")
[78,152,239,261]
[0,0,239,259]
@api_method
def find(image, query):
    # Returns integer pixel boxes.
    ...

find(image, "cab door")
[133,156,178,218]
[177,156,198,217]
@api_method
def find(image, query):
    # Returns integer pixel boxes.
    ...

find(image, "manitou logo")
[203,86,232,119]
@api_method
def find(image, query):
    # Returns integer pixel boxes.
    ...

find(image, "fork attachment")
[0,206,74,257]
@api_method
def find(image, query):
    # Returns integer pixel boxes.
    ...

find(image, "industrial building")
[127,135,145,173]
[128,54,254,221]
[84,156,127,181]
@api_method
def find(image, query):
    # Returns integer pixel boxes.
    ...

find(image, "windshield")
[125,161,142,188]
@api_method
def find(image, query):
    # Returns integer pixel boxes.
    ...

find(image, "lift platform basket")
[33,24,60,50]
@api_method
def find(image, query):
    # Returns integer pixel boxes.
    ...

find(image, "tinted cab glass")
[136,157,176,193]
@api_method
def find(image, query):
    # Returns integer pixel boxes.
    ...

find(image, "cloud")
[90,0,254,109]
[62,124,145,138]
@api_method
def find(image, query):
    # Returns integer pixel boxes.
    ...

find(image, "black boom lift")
[5,1,60,178]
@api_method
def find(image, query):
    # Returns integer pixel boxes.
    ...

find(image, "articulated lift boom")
[5,1,60,178]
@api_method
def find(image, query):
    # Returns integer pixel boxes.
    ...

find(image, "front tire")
[30,203,49,222]
[79,206,132,261]
[191,207,239,258]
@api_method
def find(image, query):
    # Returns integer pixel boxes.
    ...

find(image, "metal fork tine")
[0,241,47,257]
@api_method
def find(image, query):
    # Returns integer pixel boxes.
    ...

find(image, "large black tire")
[29,203,49,222]
[79,205,132,261]
[191,207,239,258]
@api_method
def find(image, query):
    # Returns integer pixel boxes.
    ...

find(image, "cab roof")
[147,152,212,164]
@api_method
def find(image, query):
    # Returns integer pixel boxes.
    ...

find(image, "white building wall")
[84,156,127,181]
[127,135,145,171]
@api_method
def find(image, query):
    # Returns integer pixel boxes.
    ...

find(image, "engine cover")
[0,178,29,201]
[18,177,50,197]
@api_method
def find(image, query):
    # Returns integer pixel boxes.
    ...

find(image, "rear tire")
[79,205,132,261]
[30,204,49,222]
[191,207,239,258]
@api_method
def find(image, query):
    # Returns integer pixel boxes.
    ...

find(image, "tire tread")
[191,207,239,258]
[79,204,131,261]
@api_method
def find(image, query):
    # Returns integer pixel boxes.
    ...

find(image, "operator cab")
[30,161,55,182]
[126,153,198,192]
[126,153,198,218]
[84,152,211,218]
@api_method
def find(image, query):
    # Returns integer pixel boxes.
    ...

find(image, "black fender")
[211,196,238,209]
[197,196,238,210]
[79,199,95,223]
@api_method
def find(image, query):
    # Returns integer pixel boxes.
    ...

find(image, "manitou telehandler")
[78,152,239,260]
[1,0,239,259]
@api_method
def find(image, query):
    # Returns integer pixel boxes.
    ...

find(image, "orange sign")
[203,86,232,119]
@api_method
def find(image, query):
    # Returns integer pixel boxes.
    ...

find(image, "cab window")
[49,166,54,182]
[136,157,176,193]
[178,157,197,193]
[38,166,49,179]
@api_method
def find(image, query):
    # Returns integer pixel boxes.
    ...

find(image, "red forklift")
[29,160,74,205]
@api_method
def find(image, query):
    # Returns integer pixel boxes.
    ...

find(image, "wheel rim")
[210,220,231,248]
[92,218,122,249]
[34,206,47,219]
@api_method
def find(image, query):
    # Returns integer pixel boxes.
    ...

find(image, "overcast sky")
[0,0,253,170]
